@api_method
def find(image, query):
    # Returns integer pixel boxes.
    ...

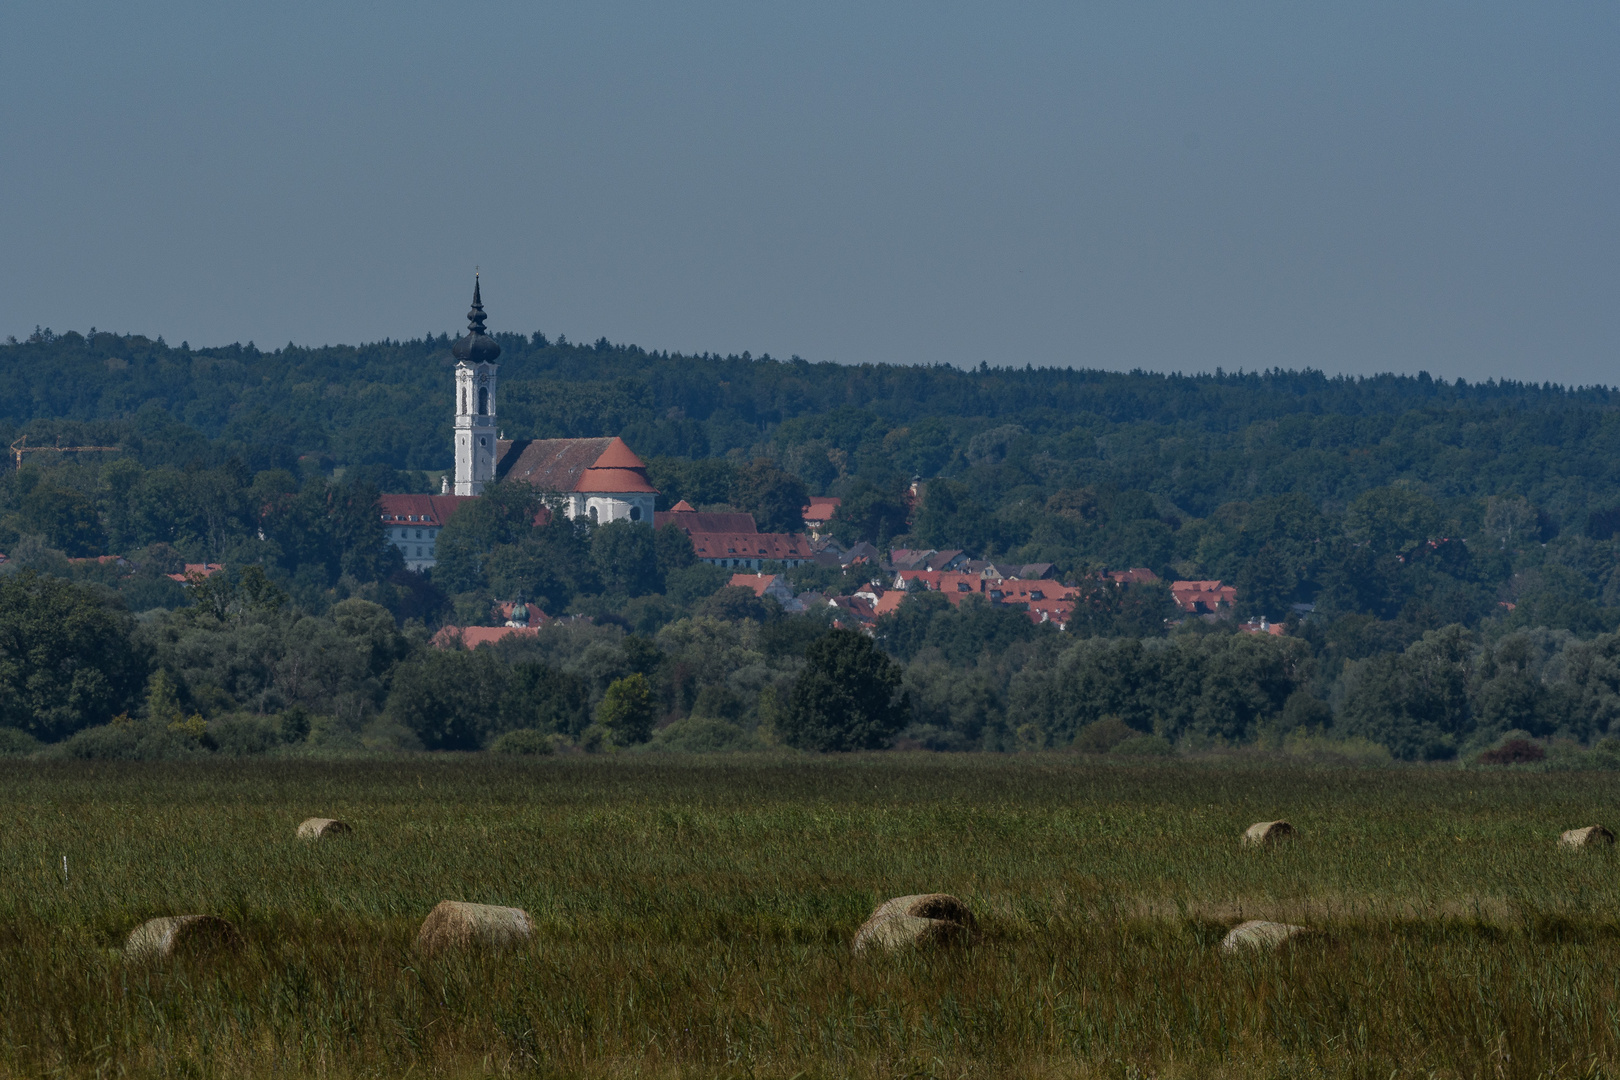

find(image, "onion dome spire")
[451,272,502,364]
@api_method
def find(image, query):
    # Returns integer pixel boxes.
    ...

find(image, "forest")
[5,325,1620,762]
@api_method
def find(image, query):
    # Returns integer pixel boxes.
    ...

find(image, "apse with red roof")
[493,434,659,525]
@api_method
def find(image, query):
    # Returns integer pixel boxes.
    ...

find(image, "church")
[379,279,657,571]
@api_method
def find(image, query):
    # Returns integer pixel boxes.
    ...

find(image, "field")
[5,756,1620,1079]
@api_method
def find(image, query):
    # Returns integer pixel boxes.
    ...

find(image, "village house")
[167,562,224,584]
[727,572,804,611]
[376,494,475,572]
[1170,580,1237,614]
[801,496,841,538]
[429,596,546,650]
[658,502,816,570]
[1106,567,1161,585]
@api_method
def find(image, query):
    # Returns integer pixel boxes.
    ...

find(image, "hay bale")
[1560,825,1615,848]
[296,817,353,840]
[123,915,242,962]
[1242,820,1295,847]
[852,893,978,952]
[415,901,533,954]
[1220,919,1315,953]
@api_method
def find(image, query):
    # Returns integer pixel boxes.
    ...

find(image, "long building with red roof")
[657,502,815,569]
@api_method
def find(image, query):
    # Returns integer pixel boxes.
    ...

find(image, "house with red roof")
[430,624,542,649]
[1171,580,1237,614]
[872,590,906,618]
[728,572,801,610]
[654,501,760,534]
[166,563,224,584]
[802,496,841,537]
[658,502,815,569]
[377,494,479,572]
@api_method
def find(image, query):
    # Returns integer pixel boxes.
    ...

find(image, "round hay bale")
[1220,919,1315,953]
[296,817,353,840]
[1242,820,1295,847]
[123,915,243,962]
[416,901,533,955]
[1559,825,1615,848]
[852,893,978,953]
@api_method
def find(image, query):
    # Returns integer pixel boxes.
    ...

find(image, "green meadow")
[5,755,1620,1079]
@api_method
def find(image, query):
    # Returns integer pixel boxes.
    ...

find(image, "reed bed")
[3,755,1620,1078]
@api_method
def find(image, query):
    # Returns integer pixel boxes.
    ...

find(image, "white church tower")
[451,275,501,495]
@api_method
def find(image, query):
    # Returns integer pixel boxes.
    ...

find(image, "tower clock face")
[478,373,489,385]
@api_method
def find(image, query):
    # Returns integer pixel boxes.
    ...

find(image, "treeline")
[9,563,1619,765]
[9,327,1620,762]
[8,328,1620,528]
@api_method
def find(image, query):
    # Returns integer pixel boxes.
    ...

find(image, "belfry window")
[478,387,488,415]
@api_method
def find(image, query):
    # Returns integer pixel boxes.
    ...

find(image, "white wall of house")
[387,520,442,571]
[567,492,655,525]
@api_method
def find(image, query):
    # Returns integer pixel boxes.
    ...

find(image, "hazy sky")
[2,2,1616,383]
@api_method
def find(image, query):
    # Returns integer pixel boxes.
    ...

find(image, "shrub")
[1075,716,1136,753]
[210,715,282,755]
[596,674,659,746]
[651,717,751,753]
[490,729,556,755]
[1479,738,1546,765]
[1112,734,1175,756]
[0,727,40,756]
[60,718,203,761]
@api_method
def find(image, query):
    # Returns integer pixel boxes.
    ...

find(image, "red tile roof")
[655,508,759,533]
[994,579,1079,603]
[802,496,841,523]
[872,591,906,617]
[430,625,542,649]
[689,532,812,560]
[377,493,478,525]
[166,562,224,583]
[1170,580,1237,613]
[727,572,791,597]
[495,436,659,494]
[592,436,647,470]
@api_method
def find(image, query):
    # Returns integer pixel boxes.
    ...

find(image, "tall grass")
[4,756,1620,1078]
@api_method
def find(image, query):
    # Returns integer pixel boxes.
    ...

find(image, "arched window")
[478,387,488,415]
[629,505,641,522]
[589,505,598,523]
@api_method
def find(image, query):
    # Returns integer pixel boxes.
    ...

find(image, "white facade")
[567,492,655,525]
[453,360,498,495]
[387,519,442,571]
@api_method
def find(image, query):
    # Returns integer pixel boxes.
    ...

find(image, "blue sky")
[2,2,1615,383]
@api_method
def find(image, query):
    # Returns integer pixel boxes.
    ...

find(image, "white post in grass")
[62,855,68,885]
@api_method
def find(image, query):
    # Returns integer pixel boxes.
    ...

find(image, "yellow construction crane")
[10,435,121,471]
